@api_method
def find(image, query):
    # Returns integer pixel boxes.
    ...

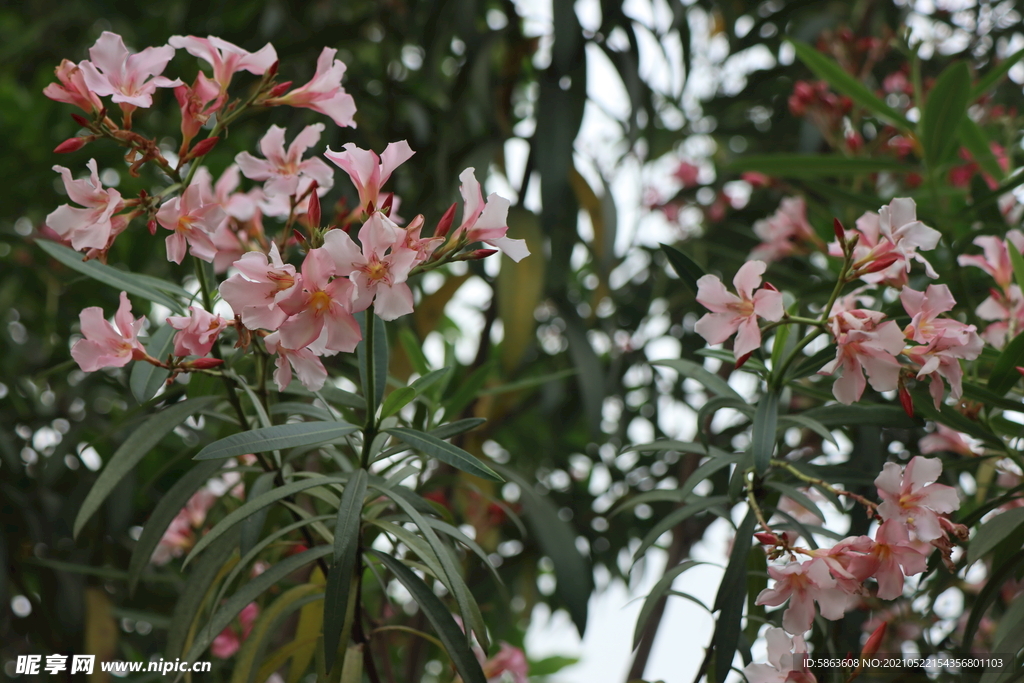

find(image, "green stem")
[361,305,378,470]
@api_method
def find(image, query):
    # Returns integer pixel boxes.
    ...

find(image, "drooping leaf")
[777,414,837,448]
[368,550,487,683]
[959,118,1005,182]
[74,397,218,538]
[379,387,416,420]
[240,472,276,557]
[1008,241,1024,296]
[130,325,175,404]
[231,584,324,683]
[967,508,1024,565]
[633,496,732,561]
[920,61,971,169]
[166,528,240,658]
[323,470,367,673]
[751,391,779,475]
[788,39,911,130]
[37,239,188,313]
[652,358,742,401]
[194,422,358,461]
[712,509,756,683]
[961,549,1024,654]
[128,459,224,594]
[802,403,917,428]
[660,243,705,296]
[988,331,1024,396]
[384,427,502,481]
[970,46,1024,100]
[633,561,706,648]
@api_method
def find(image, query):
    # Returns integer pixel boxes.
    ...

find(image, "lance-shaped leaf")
[384,427,502,481]
[633,560,706,648]
[751,391,779,475]
[182,546,333,665]
[231,584,324,683]
[988,331,1024,396]
[712,509,756,683]
[357,311,388,417]
[920,61,971,169]
[74,397,218,538]
[652,358,742,401]
[37,239,188,313]
[323,470,367,673]
[128,458,224,594]
[660,243,704,296]
[959,118,1005,183]
[967,507,1024,565]
[130,325,175,404]
[194,422,358,460]
[240,472,276,557]
[971,46,1024,100]
[368,550,487,683]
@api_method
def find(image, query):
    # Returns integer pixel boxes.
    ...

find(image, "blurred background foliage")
[3,0,1023,681]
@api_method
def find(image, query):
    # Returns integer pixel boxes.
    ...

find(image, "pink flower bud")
[833,217,845,243]
[188,136,220,159]
[862,622,887,658]
[266,60,279,79]
[380,192,394,216]
[267,81,292,98]
[862,252,901,273]
[71,113,92,127]
[467,248,498,260]
[435,202,457,238]
[754,532,780,546]
[183,357,224,370]
[899,383,914,418]
[54,137,91,153]
[307,181,321,228]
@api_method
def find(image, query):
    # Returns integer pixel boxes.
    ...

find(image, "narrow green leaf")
[633,497,732,561]
[74,397,218,538]
[323,470,368,673]
[185,476,348,566]
[959,118,1005,182]
[399,327,430,377]
[920,61,971,169]
[240,472,276,557]
[385,427,502,482]
[802,404,916,428]
[130,325,175,404]
[971,46,1024,100]
[751,391,779,475]
[967,508,1024,565]
[770,323,791,373]
[166,528,240,658]
[712,509,756,683]
[961,549,1024,653]
[232,584,324,683]
[410,367,452,394]
[368,550,487,683]
[1008,241,1024,295]
[660,244,704,296]
[380,387,416,420]
[496,466,592,636]
[128,459,224,594]
[777,414,837,448]
[728,154,907,178]
[37,239,188,313]
[788,39,911,129]
[632,561,706,648]
[357,312,388,417]
[765,482,825,522]
[428,418,487,441]
[652,359,742,401]
[988,331,1024,396]
[441,361,493,420]
[476,368,577,396]
[183,547,333,665]
[194,422,357,461]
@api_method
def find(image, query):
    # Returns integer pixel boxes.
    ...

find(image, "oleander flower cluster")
[46,32,528,391]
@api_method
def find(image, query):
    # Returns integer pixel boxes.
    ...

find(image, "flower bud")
[71,113,92,128]
[863,252,901,273]
[734,350,753,370]
[183,357,224,370]
[54,137,92,153]
[862,622,887,658]
[187,136,220,159]
[833,217,846,243]
[266,60,279,79]
[307,181,321,228]
[435,202,458,237]
[754,532,780,546]
[898,382,914,418]
[266,81,293,98]
[466,248,497,260]
[380,192,394,216]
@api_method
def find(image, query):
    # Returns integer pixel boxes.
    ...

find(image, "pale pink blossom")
[46,159,125,252]
[168,35,277,91]
[693,260,784,359]
[819,309,904,404]
[756,558,850,634]
[323,212,417,320]
[324,140,414,213]
[396,214,443,265]
[844,520,929,600]
[957,232,1024,292]
[174,73,220,143]
[900,285,963,344]
[750,197,817,262]
[975,285,1024,349]
[166,307,228,357]
[70,292,147,372]
[276,248,362,352]
[156,183,226,264]
[742,628,816,683]
[877,198,940,277]
[452,168,529,262]
[150,511,193,565]
[236,124,334,199]
[264,331,328,392]
[219,244,299,330]
[79,32,182,109]
[920,424,982,458]
[43,59,103,113]
[829,211,907,288]
[183,487,218,528]
[812,539,872,595]
[479,643,528,683]
[211,602,259,659]
[875,456,960,542]
[265,47,356,127]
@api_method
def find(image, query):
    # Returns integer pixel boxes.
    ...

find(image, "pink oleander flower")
[265,47,356,127]
[166,307,228,357]
[480,643,528,683]
[742,628,816,683]
[756,558,850,634]
[44,59,104,113]
[875,456,960,542]
[848,520,929,600]
[396,214,444,265]
[46,159,126,252]
[812,539,872,595]
[150,510,194,565]
[183,487,218,527]
[71,292,148,372]
[156,183,227,264]
[324,140,414,214]
[323,212,418,320]
[900,284,963,344]
[829,211,907,288]
[211,602,259,659]
[174,73,220,144]
[236,124,334,199]
[264,331,329,392]
[693,260,784,360]
[957,231,1024,293]
[976,285,1024,349]
[202,164,262,222]
[819,308,904,404]
[79,31,182,109]
[452,167,529,262]
[750,196,817,262]
[168,35,277,91]
[920,424,982,457]
[219,244,299,330]
[877,198,940,277]
[276,248,361,352]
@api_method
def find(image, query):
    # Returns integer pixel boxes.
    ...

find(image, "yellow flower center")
[309,290,332,313]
